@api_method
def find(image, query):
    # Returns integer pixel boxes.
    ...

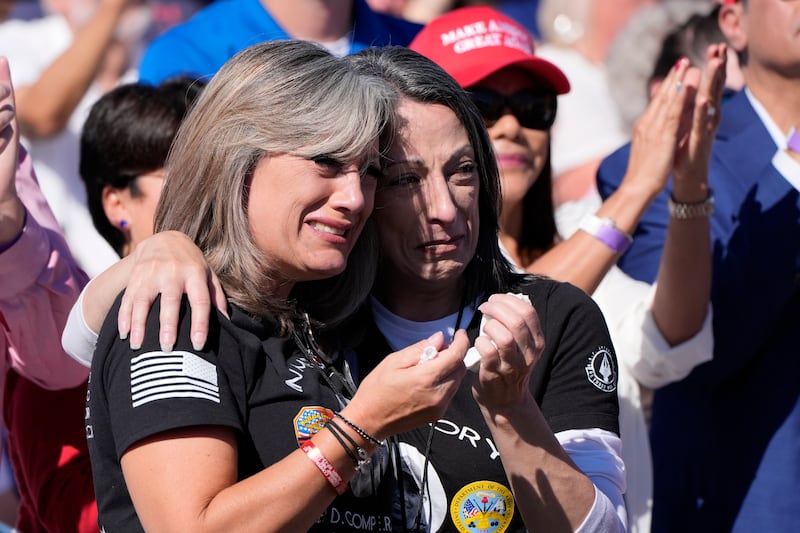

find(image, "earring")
[119,220,129,229]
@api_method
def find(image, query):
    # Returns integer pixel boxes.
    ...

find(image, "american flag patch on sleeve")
[130,351,220,408]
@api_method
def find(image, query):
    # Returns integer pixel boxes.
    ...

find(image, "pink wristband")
[301,440,348,495]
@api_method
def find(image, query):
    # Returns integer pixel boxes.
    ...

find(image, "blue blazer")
[597,90,800,532]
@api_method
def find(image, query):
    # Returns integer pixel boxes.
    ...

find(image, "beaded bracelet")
[300,440,347,495]
[334,411,382,446]
[326,419,371,473]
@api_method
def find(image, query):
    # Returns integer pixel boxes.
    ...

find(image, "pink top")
[0,146,90,392]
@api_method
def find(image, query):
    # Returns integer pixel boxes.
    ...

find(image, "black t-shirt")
[87,295,397,532]
[355,278,620,533]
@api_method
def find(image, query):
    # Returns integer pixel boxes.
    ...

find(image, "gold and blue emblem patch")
[293,406,334,444]
[450,480,514,532]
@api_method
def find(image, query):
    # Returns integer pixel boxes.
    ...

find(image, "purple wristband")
[579,215,634,255]
[787,129,800,154]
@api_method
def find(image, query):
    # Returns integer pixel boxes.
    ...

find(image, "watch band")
[578,215,633,255]
[668,190,715,219]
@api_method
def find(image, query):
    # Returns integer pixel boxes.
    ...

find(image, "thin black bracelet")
[325,421,359,467]
[334,411,382,446]
[327,419,371,472]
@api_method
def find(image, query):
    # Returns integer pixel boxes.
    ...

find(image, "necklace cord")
[412,294,467,531]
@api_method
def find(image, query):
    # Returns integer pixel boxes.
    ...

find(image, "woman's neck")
[373,275,466,323]
[260,0,353,43]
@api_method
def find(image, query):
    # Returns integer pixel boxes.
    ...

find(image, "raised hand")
[673,43,727,192]
[622,56,695,201]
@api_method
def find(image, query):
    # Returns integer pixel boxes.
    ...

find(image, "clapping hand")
[672,43,727,191]
[621,44,727,201]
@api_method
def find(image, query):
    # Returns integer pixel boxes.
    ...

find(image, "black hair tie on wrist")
[334,411,382,446]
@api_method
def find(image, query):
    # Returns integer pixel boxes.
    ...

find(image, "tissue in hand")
[464,292,531,372]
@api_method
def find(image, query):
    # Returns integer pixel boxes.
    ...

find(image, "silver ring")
[676,81,683,93]
[707,105,716,118]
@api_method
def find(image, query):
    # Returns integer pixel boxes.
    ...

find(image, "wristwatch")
[668,190,715,219]
[578,214,633,255]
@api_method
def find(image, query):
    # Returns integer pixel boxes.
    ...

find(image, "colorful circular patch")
[450,480,514,533]
[293,406,334,444]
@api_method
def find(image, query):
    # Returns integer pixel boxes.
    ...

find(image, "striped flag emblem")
[130,351,220,408]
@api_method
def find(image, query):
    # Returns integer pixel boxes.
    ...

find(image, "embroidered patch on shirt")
[130,351,219,407]
[293,406,334,445]
[585,346,618,392]
[450,480,514,533]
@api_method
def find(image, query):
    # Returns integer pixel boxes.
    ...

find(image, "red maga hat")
[409,5,570,94]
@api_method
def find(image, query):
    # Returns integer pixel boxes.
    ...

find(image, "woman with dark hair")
[344,44,623,532]
[79,77,205,258]
[409,6,565,269]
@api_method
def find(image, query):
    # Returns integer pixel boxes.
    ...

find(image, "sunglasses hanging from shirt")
[468,88,558,130]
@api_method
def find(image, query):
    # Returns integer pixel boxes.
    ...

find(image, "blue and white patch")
[130,351,219,407]
[585,346,617,392]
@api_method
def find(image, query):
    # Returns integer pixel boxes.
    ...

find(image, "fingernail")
[161,341,174,353]
[191,332,205,351]
[428,331,444,342]
[129,330,141,350]
[119,331,128,340]
[675,56,688,69]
